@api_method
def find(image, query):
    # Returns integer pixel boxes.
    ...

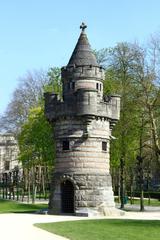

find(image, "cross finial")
[80,22,87,32]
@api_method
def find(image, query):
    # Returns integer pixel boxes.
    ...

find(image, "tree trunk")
[149,109,160,161]
[28,171,31,203]
[31,166,36,204]
[140,189,144,211]
[139,115,145,212]
[130,184,134,205]
[118,169,121,203]
[120,157,125,209]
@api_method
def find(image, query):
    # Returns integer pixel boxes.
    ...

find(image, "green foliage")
[44,67,62,96]
[18,106,54,168]
[35,219,160,240]
[103,43,141,170]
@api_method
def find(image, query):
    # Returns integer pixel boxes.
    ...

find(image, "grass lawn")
[115,197,160,206]
[131,199,160,206]
[35,219,160,240]
[0,199,48,213]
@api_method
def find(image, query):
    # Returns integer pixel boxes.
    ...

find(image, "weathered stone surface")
[46,24,121,216]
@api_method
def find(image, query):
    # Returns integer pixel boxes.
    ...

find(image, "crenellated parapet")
[62,65,104,102]
[44,91,120,128]
[62,65,105,81]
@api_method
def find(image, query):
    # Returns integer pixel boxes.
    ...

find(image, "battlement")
[62,65,105,81]
[44,91,120,124]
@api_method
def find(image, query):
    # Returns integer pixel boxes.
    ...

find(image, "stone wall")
[54,117,110,174]
[49,116,115,215]
[44,92,120,124]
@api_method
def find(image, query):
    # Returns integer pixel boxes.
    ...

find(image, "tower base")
[48,173,125,217]
[75,205,125,217]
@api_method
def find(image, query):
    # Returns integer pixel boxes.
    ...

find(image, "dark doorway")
[61,180,74,213]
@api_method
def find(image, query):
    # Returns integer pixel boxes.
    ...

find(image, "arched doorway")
[61,180,74,213]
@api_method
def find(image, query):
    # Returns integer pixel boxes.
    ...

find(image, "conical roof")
[67,23,98,66]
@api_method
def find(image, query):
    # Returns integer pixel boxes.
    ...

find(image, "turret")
[44,24,121,216]
[45,23,120,124]
[62,22,104,105]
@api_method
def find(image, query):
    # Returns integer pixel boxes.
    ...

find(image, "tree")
[139,39,160,162]
[0,69,49,133]
[103,38,160,209]
[18,106,54,203]
[94,48,110,68]
[104,42,142,208]
[0,67,62,134]
[44,67,62,95]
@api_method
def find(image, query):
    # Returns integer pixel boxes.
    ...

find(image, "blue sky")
[0,0,160,114]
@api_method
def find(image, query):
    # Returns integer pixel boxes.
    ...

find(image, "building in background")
[0,133,19,174]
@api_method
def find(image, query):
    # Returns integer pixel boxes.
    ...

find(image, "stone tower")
[45,23,120,216]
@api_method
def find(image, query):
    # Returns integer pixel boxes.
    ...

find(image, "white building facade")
[0,134,19,174]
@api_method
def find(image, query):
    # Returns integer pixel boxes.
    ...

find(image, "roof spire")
[67,23,98,66]
[80,22,87,32]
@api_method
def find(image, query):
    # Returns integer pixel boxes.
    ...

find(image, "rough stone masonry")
[44,23,121,216]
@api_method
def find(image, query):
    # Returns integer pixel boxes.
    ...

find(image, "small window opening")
[96,83,99,90]
[72,82,75,90]
[102,141,107,151]
[63,140,70,150]
[100,84,102,91]
[5,161,10,171]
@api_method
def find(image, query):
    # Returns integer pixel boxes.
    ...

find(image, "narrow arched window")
[63,140,70,150]
[96,83,99,90]
[72,82,75,90]
[102,141,107,151]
